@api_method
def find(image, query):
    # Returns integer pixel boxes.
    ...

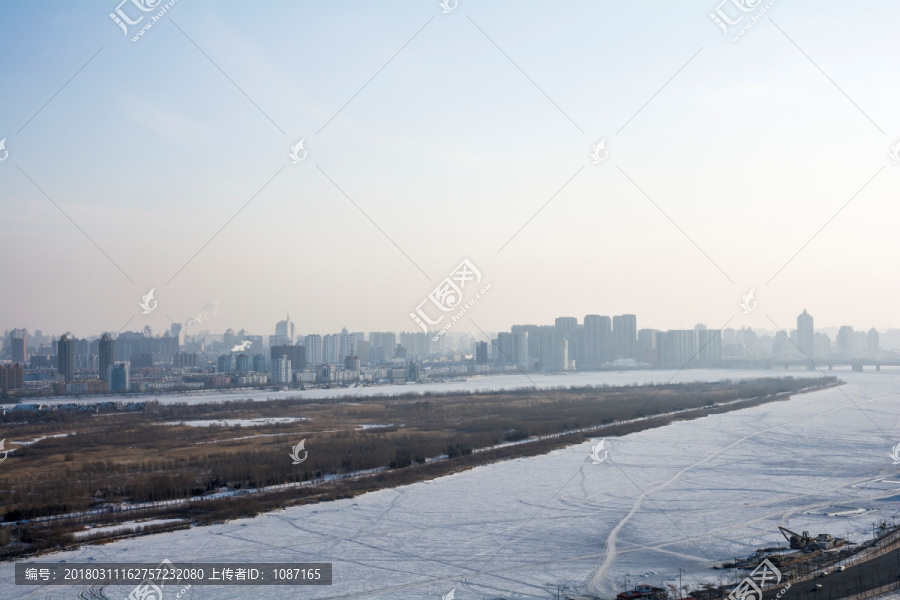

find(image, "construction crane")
[778,527,813,549]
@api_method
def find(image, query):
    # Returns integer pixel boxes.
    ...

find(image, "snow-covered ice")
[161,417,308,427]
[1,367,821,408]
[3,370,899,600]
[72,519,185,540]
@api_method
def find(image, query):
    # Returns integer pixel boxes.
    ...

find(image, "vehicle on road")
[818,572,828,578]
[835,566,846,572]
[812,584,823,591]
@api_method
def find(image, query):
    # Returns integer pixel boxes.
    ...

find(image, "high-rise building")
[498,331,529,369]
[323,334,340,364]
[539,331,568,372]
[371,332,398,363]
[10,329,28,363]
[344,355,360,372]
[223,329,236,351]
[885,330,900,351]
[837,326,854,354]
[512,324,542,366]
[657,330,697,368]
[271,345,306,371]
[797,309,814,359]
[612,314,637,360]
[217,354,233,372]
[304,335,323,365]
[339,328,356,362]
[814,332,832,356]
[173,352,198,368]
[400,332,429,360]
[637,329,658,364]
[554,317,578,339]
[697,329,722,367]
[252,354,267,372]
[554,317,579,368]
[475,341,488,364]
[0,363,25,392]
[99,334,115,383]
[235,353,251,372]
[583,315,612,369]
[274,315,295,345]
[130,353,153,369]
[169,323,183,348]
[115,331,153,362]
[109,363,129,392]
[867,328,880,354]
[356,340,370,364]
[496,332,515,367]
[57,334,75,382]
[270,357,292,385]
[11,337,26,364]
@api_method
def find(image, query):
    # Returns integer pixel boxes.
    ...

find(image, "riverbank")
[0,376,838,561]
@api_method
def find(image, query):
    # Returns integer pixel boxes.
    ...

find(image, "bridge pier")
[852,363,863,372]
[876,364,881,372]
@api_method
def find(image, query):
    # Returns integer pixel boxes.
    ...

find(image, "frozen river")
[3,369,900,599]
[0,367,863,407]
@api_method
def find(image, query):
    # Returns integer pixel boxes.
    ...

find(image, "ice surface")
[71,519,184,539]
[3,370,899,600]
[0,367,823,408]
[161,417,307,427]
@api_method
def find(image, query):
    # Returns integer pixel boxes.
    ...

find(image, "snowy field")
[3,370,900,600]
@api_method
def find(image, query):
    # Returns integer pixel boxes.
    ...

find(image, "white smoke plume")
[184,301,219,328]
[231,340,253,352]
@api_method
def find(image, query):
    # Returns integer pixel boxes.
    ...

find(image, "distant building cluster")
[486,310,890,372]
[485,314,721,372]
[0,310,896,398]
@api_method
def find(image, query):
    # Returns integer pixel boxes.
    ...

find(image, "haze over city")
[3,3,900,600]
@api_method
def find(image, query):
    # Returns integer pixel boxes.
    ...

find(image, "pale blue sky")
[1,0,898,337]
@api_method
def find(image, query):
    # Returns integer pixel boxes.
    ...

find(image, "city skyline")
[3,311,898,343]
[3,305,895,399]
[2,302,897,343]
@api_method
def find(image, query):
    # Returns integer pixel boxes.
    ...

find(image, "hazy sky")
[1,0,898,338]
